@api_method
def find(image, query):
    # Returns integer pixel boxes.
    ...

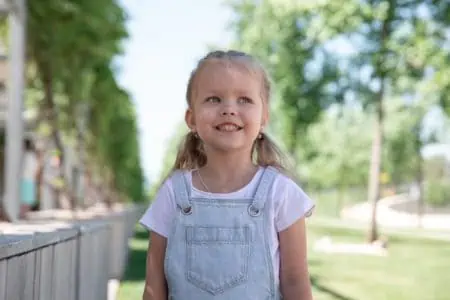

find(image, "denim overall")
[164,167,282,300]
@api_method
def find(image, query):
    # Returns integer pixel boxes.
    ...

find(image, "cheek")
[241,114,262,134]
[194,109,216,127]
[247,106,266,126]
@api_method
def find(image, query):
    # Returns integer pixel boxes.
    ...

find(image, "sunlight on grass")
[117,223,450,300]
[308,224,450,300]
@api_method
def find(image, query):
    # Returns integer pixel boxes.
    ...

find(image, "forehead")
[193,59,262,95]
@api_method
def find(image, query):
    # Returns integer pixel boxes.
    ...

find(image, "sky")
[116,0,234,182]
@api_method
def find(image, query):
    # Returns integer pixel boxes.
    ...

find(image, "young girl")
[140,50,315,300]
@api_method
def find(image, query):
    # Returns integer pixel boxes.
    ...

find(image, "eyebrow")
[201,89,255,96]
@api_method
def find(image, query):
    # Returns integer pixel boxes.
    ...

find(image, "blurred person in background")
[20,138,38,218]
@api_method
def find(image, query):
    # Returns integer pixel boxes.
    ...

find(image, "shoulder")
[269,168,305,196]
[166,168,192,181]
[266,168,315,231]
[139,171,190,236]
[154,168,195,200]
[160,169,190,188]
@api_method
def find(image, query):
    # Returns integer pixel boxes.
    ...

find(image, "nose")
[221,110,235,116]
[220,101,236,116]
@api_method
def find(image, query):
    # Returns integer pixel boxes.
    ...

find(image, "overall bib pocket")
[185,226,251,295]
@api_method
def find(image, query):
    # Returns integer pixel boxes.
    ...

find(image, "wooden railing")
[0,204,144,300]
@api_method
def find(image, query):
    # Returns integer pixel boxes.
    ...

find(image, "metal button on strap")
[248,204,261,217]
[182,206,192,215]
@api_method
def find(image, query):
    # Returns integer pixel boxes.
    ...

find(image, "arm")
[143,231,168,300]
[279,217,313,300]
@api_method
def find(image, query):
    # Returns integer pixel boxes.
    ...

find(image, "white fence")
[0,204,144,300]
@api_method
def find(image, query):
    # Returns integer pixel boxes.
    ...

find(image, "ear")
[261,106,269,128]
[185,108,196,131]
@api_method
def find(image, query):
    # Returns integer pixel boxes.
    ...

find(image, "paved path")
[340,193,450,232]
[309,216,450,242]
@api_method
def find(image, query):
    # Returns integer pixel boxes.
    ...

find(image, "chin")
[209,142,253,154]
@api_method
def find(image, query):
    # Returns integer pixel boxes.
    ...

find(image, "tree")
[314,0,450,241]
[304,104,372,214]
[228,0,450,241]
[306,104,372,189]
[25,0,145,207]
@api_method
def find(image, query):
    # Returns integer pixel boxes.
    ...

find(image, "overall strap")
[251,166,279,212]
[171,170,192,211]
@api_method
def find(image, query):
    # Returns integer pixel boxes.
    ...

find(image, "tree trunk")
[35,147,44,208]
[416,153,424,227]
[367,94,384,242]
[41,64,73,209]
[367,0,395,243]
[337,184,345,218]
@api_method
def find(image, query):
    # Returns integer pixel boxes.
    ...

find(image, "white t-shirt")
[139,167,315,285]
[22,151,38,180]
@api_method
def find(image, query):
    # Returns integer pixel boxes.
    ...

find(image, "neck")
[197,148,259,193]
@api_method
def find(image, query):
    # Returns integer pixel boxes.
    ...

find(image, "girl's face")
[186,60,268,156]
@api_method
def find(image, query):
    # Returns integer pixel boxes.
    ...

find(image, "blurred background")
[1,0,450,299]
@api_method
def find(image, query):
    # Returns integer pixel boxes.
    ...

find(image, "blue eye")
[238,97,252,104]
[205,96,221,103]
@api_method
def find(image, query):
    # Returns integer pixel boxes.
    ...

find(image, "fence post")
[2,0,27,221]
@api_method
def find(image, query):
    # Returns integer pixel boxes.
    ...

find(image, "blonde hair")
[172,50,287,172]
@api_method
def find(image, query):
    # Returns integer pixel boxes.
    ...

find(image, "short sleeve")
[274,176,315,232]
[139,178,177,238]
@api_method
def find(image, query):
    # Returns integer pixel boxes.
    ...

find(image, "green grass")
[308,222,450,300]
[117,222,450,300]
[116,229,148,300]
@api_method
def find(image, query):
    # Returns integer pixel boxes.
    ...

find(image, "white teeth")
[217,124,239,131]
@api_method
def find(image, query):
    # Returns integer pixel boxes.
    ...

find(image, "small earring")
[258,132,263,139]
[192,131,199,138]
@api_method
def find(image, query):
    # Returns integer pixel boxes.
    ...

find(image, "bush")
[424,180,450,207]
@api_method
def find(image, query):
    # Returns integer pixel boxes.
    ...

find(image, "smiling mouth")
[215,123,243,132]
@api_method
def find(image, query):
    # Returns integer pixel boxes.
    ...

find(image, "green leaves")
[26,0,145,203]
[228,0,450,218]
[304,105,372,189]
[228,0,342,155]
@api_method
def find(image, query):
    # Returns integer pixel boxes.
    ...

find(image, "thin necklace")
[197,169,210,192]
